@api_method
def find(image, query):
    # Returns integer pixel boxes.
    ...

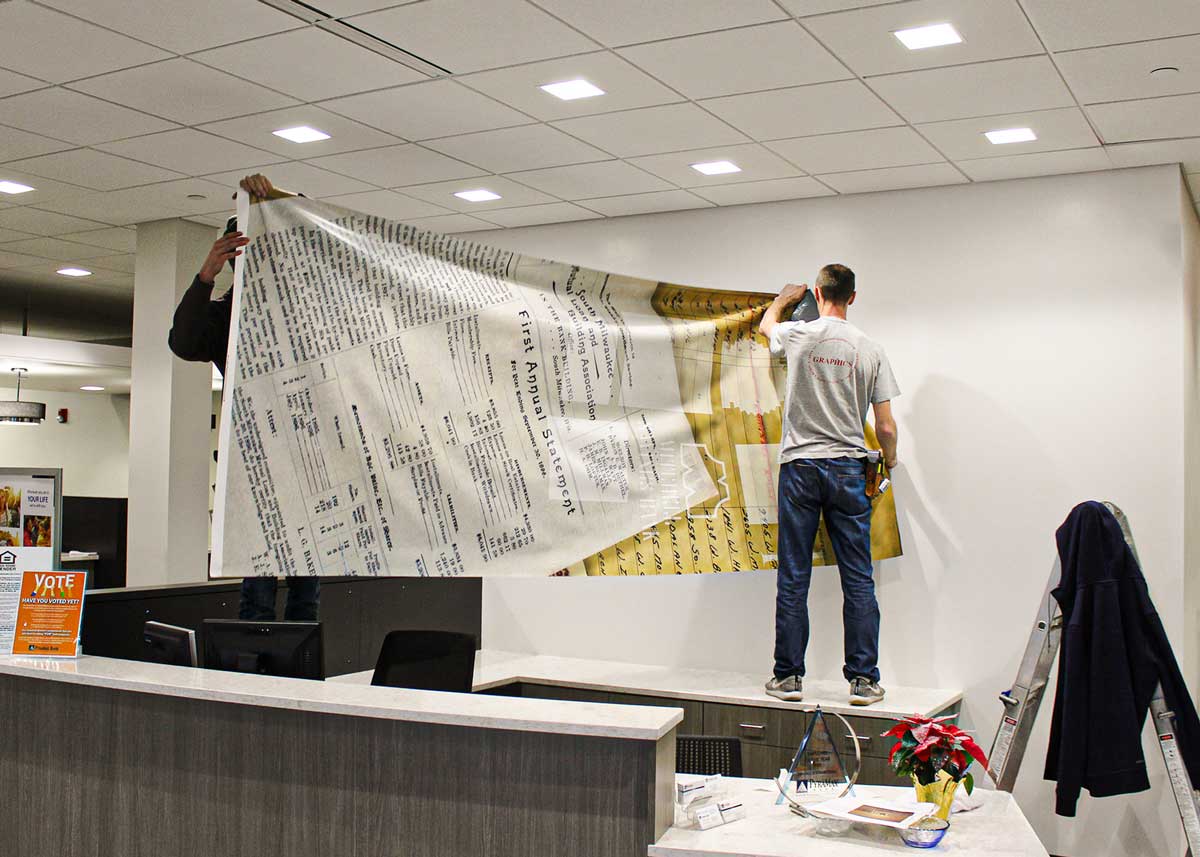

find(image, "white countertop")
[651,779,1048,857]
[331,650,962,719]
[0,654,680,741]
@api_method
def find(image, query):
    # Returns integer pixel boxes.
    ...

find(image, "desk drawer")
[822,712,897,761]
[702,702,807,747]
[607,691,702,733]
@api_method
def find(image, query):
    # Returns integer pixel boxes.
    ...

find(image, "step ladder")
[985,501,1200,856]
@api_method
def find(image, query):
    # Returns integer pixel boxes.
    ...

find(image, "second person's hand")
[198,231,250,285]
[239,173,275,200]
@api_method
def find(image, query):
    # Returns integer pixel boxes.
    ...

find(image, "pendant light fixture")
[0,368,46,425]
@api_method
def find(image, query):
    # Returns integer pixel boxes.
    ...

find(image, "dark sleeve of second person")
[167,275,234,376]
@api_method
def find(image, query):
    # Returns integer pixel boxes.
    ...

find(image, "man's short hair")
[816,263,855,304]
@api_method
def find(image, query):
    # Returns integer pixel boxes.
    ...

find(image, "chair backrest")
[676,734,743,778]
[370,630,477,692]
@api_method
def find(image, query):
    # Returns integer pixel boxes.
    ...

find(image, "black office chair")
[370,630,477,692]
[676,735,743,777]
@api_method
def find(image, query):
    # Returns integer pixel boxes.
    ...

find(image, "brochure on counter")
[807,795,937,829]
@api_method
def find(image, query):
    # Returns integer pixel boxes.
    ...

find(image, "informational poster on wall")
[212,193,900,578]
[0,570,86,657]
[0,468,61,572]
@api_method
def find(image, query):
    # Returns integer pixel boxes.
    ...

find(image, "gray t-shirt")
[768,316,899,462]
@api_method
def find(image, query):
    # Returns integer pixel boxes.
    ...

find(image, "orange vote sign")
[12,571,86,657]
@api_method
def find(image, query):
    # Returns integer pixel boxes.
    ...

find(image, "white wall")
[0,387,129,497]
[476,165,1193,857]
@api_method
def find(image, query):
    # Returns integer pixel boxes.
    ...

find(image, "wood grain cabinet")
[489,682,960,786]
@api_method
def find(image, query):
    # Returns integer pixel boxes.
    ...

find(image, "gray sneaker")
[849,677,885,706]
[765,675,804,701]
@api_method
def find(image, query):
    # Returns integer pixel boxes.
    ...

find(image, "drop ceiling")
[0,0,1198,303]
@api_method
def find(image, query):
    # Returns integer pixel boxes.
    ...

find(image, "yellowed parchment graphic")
[561,283,902,576]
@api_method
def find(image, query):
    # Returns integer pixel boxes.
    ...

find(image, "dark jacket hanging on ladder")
[1044,500,1200,816]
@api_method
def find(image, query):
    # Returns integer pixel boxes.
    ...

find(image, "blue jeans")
[238,577,321,621]
[774,458,881,683]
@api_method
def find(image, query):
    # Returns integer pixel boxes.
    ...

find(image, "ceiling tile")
[306,0,404,15]
[347,0,597,74]
[0,167,89,207]
[0,207,111,235]
[506,161,673,199]
[553,104,748,158]
[199,106,400,157]
[35,178,234,226]
[1020,0,1200,51]
[803,0,1044,77]
[192,28,426,102]
[618,21,850,99]
[37,0,304,52]
[0,89,178,146]
[956,147,1113,181]
[423,125,610,173]
[96,129,285,176]
[701,80,901,140]
[6,260,132,288]
[320,189,453,220]
[817,162,966,194]
[0,67,46,98]
[403,213,499,233]
[319,80,530,140]
[400,176,558,211]
[70,59,299,125]
[766,127,943,173]
[1105,138,1200,173]
[308,143,485,187]
[85,253,136,274]
[691,176,835,205]
[6,149,182,191]
[0,227,37,243]
[479,202,602,228]
[578,190,714,217]
[1055,36,1200,105]
[532,0,785,46]
[205,162,376,199]
[917,107,1099,159]
[779,0,899,14]
[0,236,112,261]
[0,1,170,83]
[57,227,136,253]
[0,249,52,269]
[0,125,74,162]
[1087,94,1200,144]
[628,143,804,187]
[868,56,1074,124]
[459,52,682,122]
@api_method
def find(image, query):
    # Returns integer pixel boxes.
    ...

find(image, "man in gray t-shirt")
[758,264,899,707]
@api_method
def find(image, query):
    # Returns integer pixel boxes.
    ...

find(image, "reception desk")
[0,654,677,857]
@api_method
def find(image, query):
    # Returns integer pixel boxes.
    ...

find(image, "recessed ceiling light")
[0,180,35,195]
[691,160,742,176]
[894,23,963,50]
[56,267,92,277]
[272,125,331,143]
[454,189,501,202]
[985,127,1037,145]
[540,79,605,101]
[80,385,105,392]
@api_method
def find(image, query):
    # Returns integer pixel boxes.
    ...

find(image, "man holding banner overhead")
[168,174,320,623]
[758,265,899,707]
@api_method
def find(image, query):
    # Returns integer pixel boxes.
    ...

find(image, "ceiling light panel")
[894,23,962,50]
[540,79,605,100]
[273,125,331,143]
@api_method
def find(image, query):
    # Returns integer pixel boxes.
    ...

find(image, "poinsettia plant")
[883,714,989,793]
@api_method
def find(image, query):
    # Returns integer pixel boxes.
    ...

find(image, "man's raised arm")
[759,282,809,340]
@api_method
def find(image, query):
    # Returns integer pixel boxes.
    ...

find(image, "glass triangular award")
[776,706,855,804]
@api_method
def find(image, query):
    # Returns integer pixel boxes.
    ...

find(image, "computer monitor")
[202,620,324,680]
[143,621,198,667]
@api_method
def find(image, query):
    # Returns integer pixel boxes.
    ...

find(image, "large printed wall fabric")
[212,195,901,577]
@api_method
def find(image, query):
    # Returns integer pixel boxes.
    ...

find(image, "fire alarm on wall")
[57,408,68,424]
